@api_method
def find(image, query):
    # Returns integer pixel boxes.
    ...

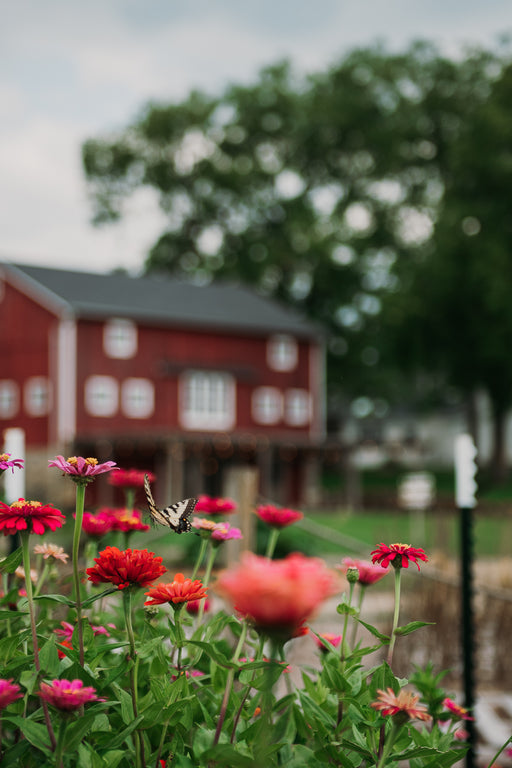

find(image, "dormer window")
[267,334,298,372]
[104,319,137,359]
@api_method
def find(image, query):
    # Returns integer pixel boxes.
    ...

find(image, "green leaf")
[2,716,52,754]
[38,635,60,676]
[0,547,23,574]
[32,593,74,606]
[394,620,435,637]
[356,618,390,643]
[0,609,27,620]
[336,601,358,616]
[81,587,119,608]
[186,640,237,668]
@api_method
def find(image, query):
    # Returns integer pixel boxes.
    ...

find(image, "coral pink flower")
[186,597,210,615]
[33,542,69,563]
[86,547,166,590]
[313,632,343,652]
[100,507,150,533]
[38,679,100,711]
[0,499,65,536]
[255,504,304,529]
[211,523,243,542]
[0,679,23,709]
[442,697,474,721]
[216,552,340,639]
[338,557,390,586]
[371,543,428,571]
[0,453,24,474]
[371,688,431,722]
[191,517,219,532]
[194,495,237,515]
[109,468,155,488]
[144,573,208,606]
[48,455,118,485]
[54,621,111,642]
[81,511,115,537]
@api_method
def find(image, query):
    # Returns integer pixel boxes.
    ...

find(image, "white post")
[3,428,25,502]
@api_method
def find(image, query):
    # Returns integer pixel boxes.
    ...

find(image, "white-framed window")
[284,388,311,426]
[267,334,298,372]
[121,378,154,419]
[103,319,137,359]
[84,375,118,417]
[0,380,19,418]
[180,371,235,431]
[24,377,51,416]
[251,387,283,425]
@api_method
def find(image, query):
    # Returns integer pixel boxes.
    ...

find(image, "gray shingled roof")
[6,263,320,338]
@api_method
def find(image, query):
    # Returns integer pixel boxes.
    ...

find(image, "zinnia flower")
[81,511,115,537]
[98,507,150,533]
[338,557,390,586]
[86,546,166,590]
[313,632,342,652]
[0,499,65,536]
[371,688,432,722]
[38,679,100,711]
[191,517,219,533]
[0,679,23,709]
[48,455,118,485]
[0,453,24,474]
[186,597,210,615]
[442,697,474,721]
[144,573,208,607]
[211,523,243,542]
[255,504,303,529]
[371,543,428,571]
[33,543,69,563]
[194,495,237,515]
[54,621,111,642]
[216,552,340,639]
[109,468,154,488]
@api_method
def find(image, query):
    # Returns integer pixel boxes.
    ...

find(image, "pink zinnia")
[255,504,303,529]
[81,511,115,537]
[109,468,155,488]
[371,688,432,722]
[100,507,150,533]
[48,455,118,485]
[194,495,237,515]
[371,543,428,571]
[86,546,166,590]
[0,453,24,474]
[38,679,100,711]
[0,499,65,536]
[0,679,23,710]
[442,697,474,721]
[216,552,340,639]
[338,557,390,586]
[211,523,243,542]
[313,632,343,652]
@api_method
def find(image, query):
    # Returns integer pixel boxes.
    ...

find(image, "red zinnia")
[216,552,340,639]
[38,679,100,711]
[0,499,65,536]
[109,468,155,488]
[100,507,150,533]
[0,679,23,709]
[144,573,208,606]
[194,495,237,515]
[338,557,390,586]
[371,688,432,722]
[86,546,166,590]
[442,697,474,721]
[255,504,304,529]
[371,542,428,571]
[81,511,115,537]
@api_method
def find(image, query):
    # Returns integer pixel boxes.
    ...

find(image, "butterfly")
[143,474,197,533]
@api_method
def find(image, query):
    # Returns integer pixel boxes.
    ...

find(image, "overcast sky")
[2,0,512,275]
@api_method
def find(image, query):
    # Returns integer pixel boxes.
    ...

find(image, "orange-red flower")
[109,468,155,488]
[0,499,65,536]
[442,697,474,721]
[216,552,340,639]
[371,543,428,571]
[255,504,304,529]
[86,546,166,590]
[38,679,100,711]
[145,573,208,606]
[338,557,390,585]
[371,688,432,722]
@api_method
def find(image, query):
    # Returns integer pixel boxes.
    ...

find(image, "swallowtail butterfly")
[143,474,196,533]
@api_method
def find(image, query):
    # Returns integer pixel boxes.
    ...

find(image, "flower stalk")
[123,589,144,768]
[387,567,402,666]
[72,483,86,666]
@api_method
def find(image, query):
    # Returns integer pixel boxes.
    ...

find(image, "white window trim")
[24,376,52,417]
[267,334,298,372]
[85,375,119,417]
[251,386,283,425]
[179,370,236,431]
[103,318,137,359]
[284,388,312,426]
[121,378,155,419]
[0,380,19,418]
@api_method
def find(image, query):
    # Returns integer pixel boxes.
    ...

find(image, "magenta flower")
[0,453,24,474]
[81,511,115,537]
[0,679,23,710]
[38,678,100,711]
[255,504,304,529]
[371,543,428,571]
[48,455,118,485]
[211,522,243,542]
[194,495,237,515]
[54,621,111,642]
[109,468,155,488]
[0,499,65,536]
[338,557,390,586]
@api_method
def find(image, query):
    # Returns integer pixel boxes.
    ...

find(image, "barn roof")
[3,262,320,338]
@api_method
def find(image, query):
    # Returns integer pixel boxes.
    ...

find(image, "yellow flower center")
[0,453,8,461]
[11,500,42,510]
[66,456,98,466]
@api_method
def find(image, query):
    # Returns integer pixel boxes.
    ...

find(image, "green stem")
[341,581,355,661]
[486,735,512,768]
[123,589,144,768]
[376,721,399,768]
[172,605,186,672]
[54,718,69,768]
[34,562,51,597]
[20,532,57,751]
[125,488,135,513]
[213,620,248,746]
[265,528,280,559]
[387,568,402,667]
[350,586,365,647]
[191,536,208,579]
[196,543,218,625]
[72,483,86,666]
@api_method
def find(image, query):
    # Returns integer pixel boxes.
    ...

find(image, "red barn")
[0,262,326,506]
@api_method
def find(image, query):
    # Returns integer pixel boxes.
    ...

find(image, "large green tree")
[82,42,507,447]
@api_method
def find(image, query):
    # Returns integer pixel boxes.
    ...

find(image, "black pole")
[460,505,476,768]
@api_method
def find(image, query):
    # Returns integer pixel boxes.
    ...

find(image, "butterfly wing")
[143,474,196,533]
